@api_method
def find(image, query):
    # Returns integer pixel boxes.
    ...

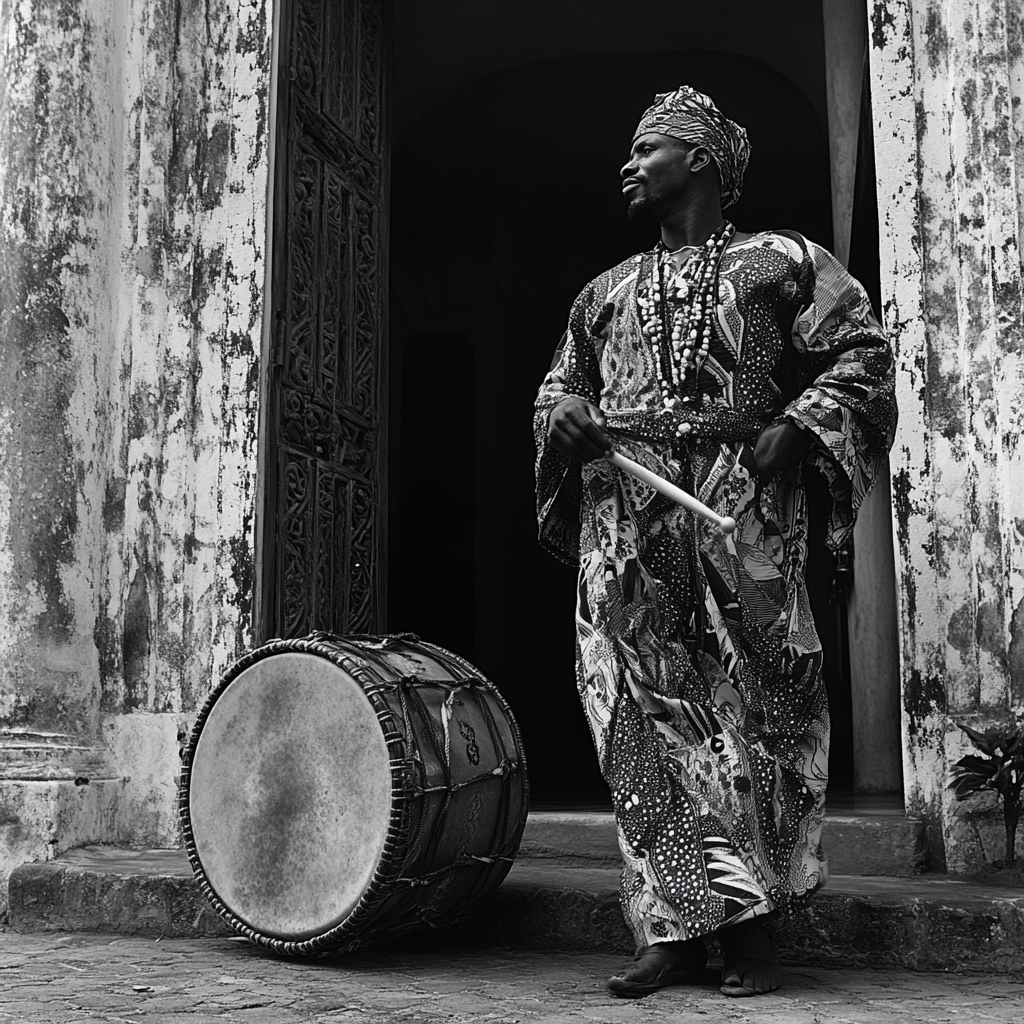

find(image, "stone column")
[868,0,1024,870]
[0,0,273,915]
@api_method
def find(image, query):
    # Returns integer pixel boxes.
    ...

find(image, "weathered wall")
[870,0,1024,870]
[0,0,273,893]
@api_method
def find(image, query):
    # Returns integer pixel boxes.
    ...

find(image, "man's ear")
[689,146,714,174]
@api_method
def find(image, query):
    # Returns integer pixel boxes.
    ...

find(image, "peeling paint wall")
[869,0,1024,870]
[0,0,273,862]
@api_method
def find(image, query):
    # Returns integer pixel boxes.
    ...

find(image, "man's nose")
[620,159,637,179]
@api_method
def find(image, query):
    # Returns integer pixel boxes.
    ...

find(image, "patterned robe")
[534,231,896,948]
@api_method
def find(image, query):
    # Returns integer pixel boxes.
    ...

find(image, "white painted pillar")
[0,0,274,912]
[868,0,1024,870]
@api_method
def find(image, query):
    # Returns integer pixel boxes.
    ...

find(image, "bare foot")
[718,920,781,997]
[606,938,708,998]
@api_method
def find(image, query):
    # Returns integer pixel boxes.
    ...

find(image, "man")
[534,86,896,999]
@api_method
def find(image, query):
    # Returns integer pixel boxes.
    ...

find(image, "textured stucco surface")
[870,0,1024,870]
[0,0,273,890]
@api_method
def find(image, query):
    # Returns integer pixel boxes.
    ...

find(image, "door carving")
[262,0,388,639]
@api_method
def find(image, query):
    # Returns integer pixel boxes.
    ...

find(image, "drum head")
[188,652,393,940]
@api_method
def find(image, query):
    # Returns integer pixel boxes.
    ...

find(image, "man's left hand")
[752,420,813,484]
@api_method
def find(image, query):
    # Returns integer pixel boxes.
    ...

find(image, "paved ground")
[2,931,1023,1024]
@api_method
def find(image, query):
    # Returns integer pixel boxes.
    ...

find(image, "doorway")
[387,5,892,805]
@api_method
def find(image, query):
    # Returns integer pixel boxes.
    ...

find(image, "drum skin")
[179,632,529,955]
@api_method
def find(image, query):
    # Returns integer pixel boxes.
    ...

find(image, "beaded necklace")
[638,221,735,416]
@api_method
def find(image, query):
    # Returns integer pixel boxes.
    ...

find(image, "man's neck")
[658,203,726,252]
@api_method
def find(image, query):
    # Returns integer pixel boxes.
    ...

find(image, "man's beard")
[626,190,663,225]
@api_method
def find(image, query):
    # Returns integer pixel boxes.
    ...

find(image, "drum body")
[179,632,528,955]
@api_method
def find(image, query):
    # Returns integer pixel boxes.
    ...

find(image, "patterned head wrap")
[632,86,751,209]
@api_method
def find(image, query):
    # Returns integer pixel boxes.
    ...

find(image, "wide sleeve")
[779,236,897,550]
[533,285,608,564]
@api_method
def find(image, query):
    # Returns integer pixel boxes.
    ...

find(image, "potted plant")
[948,722,1024,869]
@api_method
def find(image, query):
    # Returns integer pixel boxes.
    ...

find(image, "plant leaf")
[957,722,996,756]
[952,754,999,777]
[1004,731,1024,758]
[949,773,993,799]
[949,756,1000,799]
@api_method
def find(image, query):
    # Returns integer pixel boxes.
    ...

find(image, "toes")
[720,980,758,997]
[610,955,661,987]
[719,969,750,997]
[720,966,781,997]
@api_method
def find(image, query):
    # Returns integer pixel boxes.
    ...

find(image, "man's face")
[620,133,694,222]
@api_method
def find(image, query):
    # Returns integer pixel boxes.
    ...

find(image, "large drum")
[178,632,528,955]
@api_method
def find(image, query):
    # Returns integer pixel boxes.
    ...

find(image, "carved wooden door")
[261,0,388,639]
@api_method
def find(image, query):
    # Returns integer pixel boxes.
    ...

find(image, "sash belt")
[604,406,767,446]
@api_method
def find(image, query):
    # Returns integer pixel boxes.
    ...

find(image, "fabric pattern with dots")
[534,230,896,949]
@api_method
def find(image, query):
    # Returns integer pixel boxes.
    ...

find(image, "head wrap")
[632,86,751,209]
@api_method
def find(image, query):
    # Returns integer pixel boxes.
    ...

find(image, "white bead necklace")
[637,222,734,422]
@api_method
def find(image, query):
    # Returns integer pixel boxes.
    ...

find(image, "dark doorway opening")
[389,43,863,805]
[389,331,476,657]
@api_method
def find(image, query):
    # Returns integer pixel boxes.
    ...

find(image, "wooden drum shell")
[178,632,529,955]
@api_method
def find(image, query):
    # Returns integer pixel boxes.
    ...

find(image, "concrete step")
[8,847,229,939]
[8,844,1022,974]
[520,810,927,876]
[468,865,1024,974]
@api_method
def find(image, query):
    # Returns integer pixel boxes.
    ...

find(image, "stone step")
[8,847,229,940]
[469,864,1024,975]
[520,810,927,876]
[8,845,1021,974]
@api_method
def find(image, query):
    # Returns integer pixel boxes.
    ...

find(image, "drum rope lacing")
[393,675,523,862]
[410,756,521,795]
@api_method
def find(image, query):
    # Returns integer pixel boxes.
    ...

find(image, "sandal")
[606,939,708,998]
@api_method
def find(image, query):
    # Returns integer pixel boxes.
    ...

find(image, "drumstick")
[608,451,737,535]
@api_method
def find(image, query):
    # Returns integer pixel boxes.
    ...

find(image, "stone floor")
[1,930,1023,1024]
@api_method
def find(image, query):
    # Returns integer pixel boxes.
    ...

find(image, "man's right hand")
[547,397,613,463]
